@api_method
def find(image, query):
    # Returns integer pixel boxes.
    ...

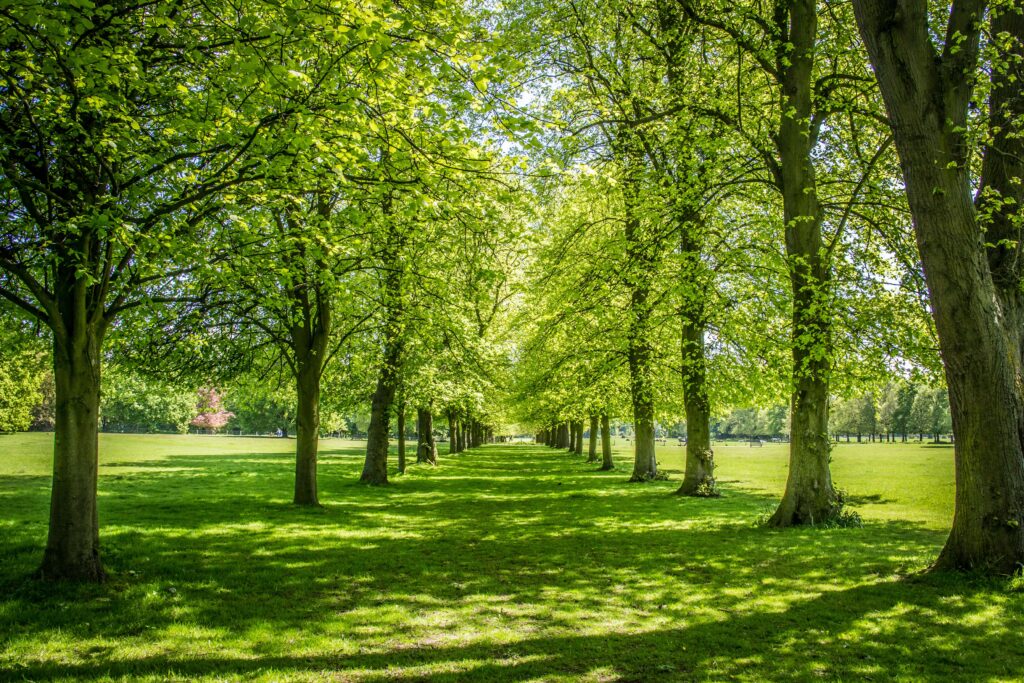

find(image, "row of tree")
[0,0,522,581]
[2,0,1022,580]
[831,385,952,444]
[507,0,1024,574]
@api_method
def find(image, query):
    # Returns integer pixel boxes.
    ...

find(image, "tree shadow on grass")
[4,572,1018,681]
[1,444,1014,681]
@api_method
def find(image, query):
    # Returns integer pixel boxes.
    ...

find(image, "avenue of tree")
[0,0,1021,581]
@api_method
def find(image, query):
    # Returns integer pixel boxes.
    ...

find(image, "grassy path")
[0,436,1020,681]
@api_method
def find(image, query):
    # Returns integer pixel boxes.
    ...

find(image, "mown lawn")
[1,433,1020,682]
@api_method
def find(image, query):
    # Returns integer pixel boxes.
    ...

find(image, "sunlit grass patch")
[0,434,1019,681]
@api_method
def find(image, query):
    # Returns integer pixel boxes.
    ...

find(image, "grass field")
[1,433,1020,681]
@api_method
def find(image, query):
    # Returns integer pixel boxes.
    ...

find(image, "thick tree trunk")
[417,408,437,464]
[587,415,598,462]
[293,362,321,505]
[600,414,614,470]
[677,317,716,496]
[361,364,397,484]
[854,0,1024,572]
[39,325,106,582]
[574,420,584,456]
[767,0,839,526]
[630,402,658,481]
[770,364,837,525]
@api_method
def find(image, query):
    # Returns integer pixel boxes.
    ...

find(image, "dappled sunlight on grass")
[0,434,1018,681]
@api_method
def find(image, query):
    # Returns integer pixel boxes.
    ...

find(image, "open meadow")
[1,434,1020,681]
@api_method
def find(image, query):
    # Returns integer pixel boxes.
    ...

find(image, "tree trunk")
[397,400,407,475]
[39,324,106,582]
[451,415,461,453]
[587,415,598,462]
[677,316,716,496]
[574,420,584,455]
[283,198,331,505]
[361,362,397,485]
[622,140,659,483]
[417,408,437,464]
[293,361,321,505]
[600,414,614,470]
[854,0,1024,571]
[767,0,839,526]
[630,387,658,482]
[361,193,404,485]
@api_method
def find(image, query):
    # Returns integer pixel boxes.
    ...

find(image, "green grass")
[0,433,1019,682]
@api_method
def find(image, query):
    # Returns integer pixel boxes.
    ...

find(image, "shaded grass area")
[0,434,1019,681]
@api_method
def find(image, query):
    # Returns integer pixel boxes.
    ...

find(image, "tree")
[830,399,858,441]
[190,389,234,433]
[225,380,294,436]
[853,0,1024,570]
[0,0,373,580]
[672,0,900,523]
[856,392,878,441]
[100,368,194,434]
[877,383,900,440]
[0,327,46,432]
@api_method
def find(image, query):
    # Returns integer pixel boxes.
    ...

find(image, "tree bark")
[448,411,458,454]
[361,193,404,485]
[39,323,106,582]
[417,408,437,464]
[854,0,1024,571]
[676,310,716,496]
[397,399,407,475]
[361,356,398,484]
[587,415,598,462]
[767,0,839,526]
[621,138,659,483]
[293,361,321,505]
[574,419,584,456]
[600,414,614,470]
